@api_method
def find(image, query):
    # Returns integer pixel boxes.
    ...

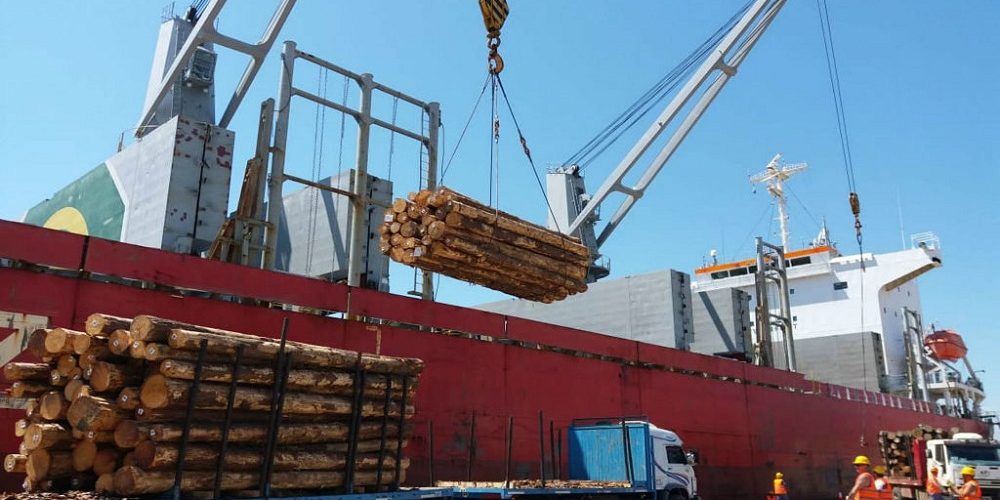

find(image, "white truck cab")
[649,424,699,500]
[926,432,1000,497]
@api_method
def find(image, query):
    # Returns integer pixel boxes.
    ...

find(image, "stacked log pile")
[878,425,957,476]
[3,313,423,496]
[379,187,590,303]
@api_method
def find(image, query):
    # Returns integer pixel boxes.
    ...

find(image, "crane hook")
[488,37,504,75]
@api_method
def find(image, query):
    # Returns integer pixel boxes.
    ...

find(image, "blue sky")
[1,1,998,411]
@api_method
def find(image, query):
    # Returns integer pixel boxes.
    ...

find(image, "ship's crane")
[547,0,787,282]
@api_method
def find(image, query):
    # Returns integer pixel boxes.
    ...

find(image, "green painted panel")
[24,163,124,240]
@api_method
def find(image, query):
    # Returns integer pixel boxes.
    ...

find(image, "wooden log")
[438,232,588,285]
[408,251,555,302]
[15,418,31,437]
[19,440,29,456]
[26,329,50,358]
[67,395,127,432]
[76,429,114,444]
[108,329,132,356]
[49,369,68,388]
[144,342,232,364]
[44,328,87,356]
[167,329,424,376]
[85,313,132,337]
[72,332,97,356]
[129,339,147,359]
[114,465,403,495]
[118,387,141,411]
[24,423,74,451]
[391,198,409,214]
[122,451,137,467]
[55,354,77,377]
[155,358,412,397]
[136,441,405,471]
[134,407,276,424]
[130,315,213,343]
[24,399,39,419]
[72,439,97,472]
[438,212,592,266]
[95,473,115,494]
[78,343,116,370]
[11,381,50,398]
[139,374,409,417]
[90,361,140,392]
[64,379,86,401]
[146,420,403,445]
[26,448,73,481]
[3,362,51,382]
[4,453,26,473]
[70,473,97,491]
[92,447,119,476]
[39,391,70,421]
[113,420,151,449]
[399,221,419,238]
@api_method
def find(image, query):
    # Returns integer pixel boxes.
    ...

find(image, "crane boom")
[553,0,787,281]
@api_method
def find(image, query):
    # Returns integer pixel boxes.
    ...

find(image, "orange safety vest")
[855,472,889,500]
[960,479,982,500]
[773,478,787,495]
[927,476,943,494]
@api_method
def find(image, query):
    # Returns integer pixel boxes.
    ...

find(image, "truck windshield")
[947,445,1000,464]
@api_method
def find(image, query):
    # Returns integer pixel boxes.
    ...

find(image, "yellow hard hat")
[874,465,887,475]
[961,466,975,476]
[853,455,871,465]
[775,472,783,478]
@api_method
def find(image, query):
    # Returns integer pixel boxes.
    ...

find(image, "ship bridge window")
[834,281,849,290]
[789,256,812,266]
[730,267,749,277]
[711,271,729,279]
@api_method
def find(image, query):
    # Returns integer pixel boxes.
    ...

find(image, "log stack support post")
[173,340,209,500]
[375,377,393,488]
[504,416,514,489]
[393,376,410,490]
[213,344,245,499]
[344,354,367,494]
[427,420,435,487]
[261,318,291,498]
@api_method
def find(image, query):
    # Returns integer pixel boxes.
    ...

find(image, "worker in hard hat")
[772,471,788,500]
[949,466,981,500]
[846,455,878,500]
[926,465,944,500]
[872,465,892,495]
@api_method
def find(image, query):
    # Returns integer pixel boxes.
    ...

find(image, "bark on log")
[67,395,127,432]
[63,379,85,401]
[143,343,232,364]
[129,340,147,359]
[44,328,87,356]
[146,420,403,445]
[85,313,132,337]
[16,418,31,437]
[135,441,405,471]
[156,358,412,398]
[26,448,73,481]
[92,447,119,476]
[139,374,410,417]
[439,213,591,266]
[438,233,587,285]
[114,465,403,495]
[39,391,69,421]
[11,381,50,398]
[4,453,26,473]
[3,362,51,382]
[113,420,150,449]
[78,344,116,370]
[95,473,115,494]
[167,329,423,376]
[130,315,213,343]
[26,329,49,358]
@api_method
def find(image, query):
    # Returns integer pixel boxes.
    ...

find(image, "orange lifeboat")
[924,329,968,361]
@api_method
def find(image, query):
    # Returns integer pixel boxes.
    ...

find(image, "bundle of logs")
[3,313,422,496]
[878,425,958,476]
[379,187,591,303]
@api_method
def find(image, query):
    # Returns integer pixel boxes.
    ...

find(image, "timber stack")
[2,313,422,496]
[379,187,590,302]
[878,425,958,476]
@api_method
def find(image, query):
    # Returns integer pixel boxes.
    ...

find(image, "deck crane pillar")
[549,0,787,282]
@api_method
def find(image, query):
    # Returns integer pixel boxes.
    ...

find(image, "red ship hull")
[0,221,985,498]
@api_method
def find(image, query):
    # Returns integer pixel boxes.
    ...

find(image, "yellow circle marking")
[43,207,89,235]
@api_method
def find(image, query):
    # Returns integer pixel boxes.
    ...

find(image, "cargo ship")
[0,1,992,498]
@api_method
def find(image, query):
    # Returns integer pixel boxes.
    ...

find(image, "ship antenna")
[749,153,808,252]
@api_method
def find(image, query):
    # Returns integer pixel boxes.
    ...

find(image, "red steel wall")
[0,221,985,498]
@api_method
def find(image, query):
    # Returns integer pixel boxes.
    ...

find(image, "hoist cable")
[442,74,492,183]
[563,0,753,172]
[495,75,564,234]
[386,97,399,180]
